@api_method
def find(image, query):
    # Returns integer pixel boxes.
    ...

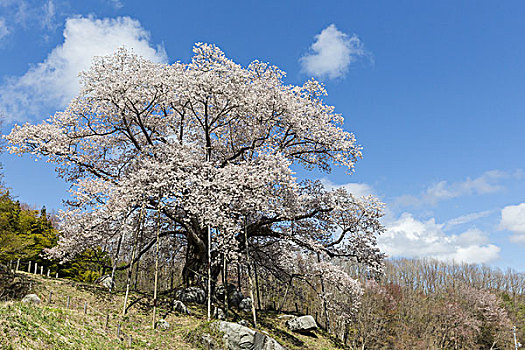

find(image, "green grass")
[0,272,346,349]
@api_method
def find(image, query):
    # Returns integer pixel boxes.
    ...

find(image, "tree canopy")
[6,43,385,316]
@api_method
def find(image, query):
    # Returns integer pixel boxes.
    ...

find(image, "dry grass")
[0,272,346,350]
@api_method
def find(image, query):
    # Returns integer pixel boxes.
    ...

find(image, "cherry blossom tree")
[6,43,385,309]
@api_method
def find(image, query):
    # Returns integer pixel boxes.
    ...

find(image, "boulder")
[239,297,252,312]
[214,321,286,350]
[229,290,244,308]
[174,300,190,314]
[285,315,317,333]
[96,275,114,289]
[156,318,170,330]
[175,287,206,304]
[21,294,41,304]
[213,306,225,320]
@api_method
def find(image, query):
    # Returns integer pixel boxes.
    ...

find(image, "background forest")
[1,180,524,349]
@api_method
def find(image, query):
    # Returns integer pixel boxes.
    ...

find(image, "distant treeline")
[344,258,524,349]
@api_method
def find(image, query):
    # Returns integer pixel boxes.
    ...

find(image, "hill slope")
[0,272,344,350]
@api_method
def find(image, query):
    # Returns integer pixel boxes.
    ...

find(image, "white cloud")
[0,17,8,40]
[396,170,518,207]
[500,203,525,243]
[444,210,493,229]
[321,178,374,197]
[107,0,124,9]
[300,24,369,80]
[380,213,500,264]
[0,16,167,121]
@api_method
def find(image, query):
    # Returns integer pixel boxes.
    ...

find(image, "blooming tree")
[6,44,384,305]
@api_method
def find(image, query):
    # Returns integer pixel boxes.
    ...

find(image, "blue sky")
[1,0,524,270]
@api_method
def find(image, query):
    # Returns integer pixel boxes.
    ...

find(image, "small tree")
[6,43,385,316]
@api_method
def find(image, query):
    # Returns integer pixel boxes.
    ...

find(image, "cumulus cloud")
[396,170,520,207]
[300,24,369,80]
[500,203,525,243]
[0,18,8,40]
[380,213,500,264]
[321,178,374,198]
[0,16,167,121]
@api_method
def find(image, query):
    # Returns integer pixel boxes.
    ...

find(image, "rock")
[21,294,41,304]
[213,306,225,320]
[285,315,317,333]
[156,318,170,329]
[239,297,252,312]
[277,314,295,321]
[238,319,250,327]
[175,287,206,304]
[214,321,286,350]
[229,290,244,308]
[96,275,114,289]
[174,300,190,314]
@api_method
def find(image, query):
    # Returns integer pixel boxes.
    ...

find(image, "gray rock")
[229,290,244,308]
[214,306,225,320]
[285,315,317,333]
[174,300,190,314]
[21,294,41,304]
[96,275,114,289]
[239,297,252,312]
[156,318,170,329]
[214,321,285,350]
[277,314,295,321]
[175,287,206,304]
[238,319,250,327]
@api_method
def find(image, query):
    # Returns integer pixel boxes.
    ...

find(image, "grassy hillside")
[0,272,344,350]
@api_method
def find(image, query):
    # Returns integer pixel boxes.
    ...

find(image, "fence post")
[47,269,50,278]
[84,302,87,314]
[128,335,132,347]
[34,262,38,275]
[28,261,31,273]
[55,272,58,279]
[16,259,20,272]
[48,291,52,303]
[40,266,43,275]
[117,323,121,337]
[105,314,109,329]
[66,296,70,309]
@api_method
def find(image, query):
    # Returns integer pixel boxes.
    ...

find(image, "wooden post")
[244,217,257,328]
[295,302,298,314]
[117,323,121,337]
[48,291,52,303]
[306,306,309,315]
[28,261,31,273]
[40,266,43,275]
[152,203,161,329]
[128,335,132,347]
[34,262,38,274]
[123,204,145,316]
[223,253,228,319]
[47,269,50,278]
[84,302,87,314]
[55,272,58,279]
[16,259,20,272]
[105,314,109,329]
[66,296,70,309]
